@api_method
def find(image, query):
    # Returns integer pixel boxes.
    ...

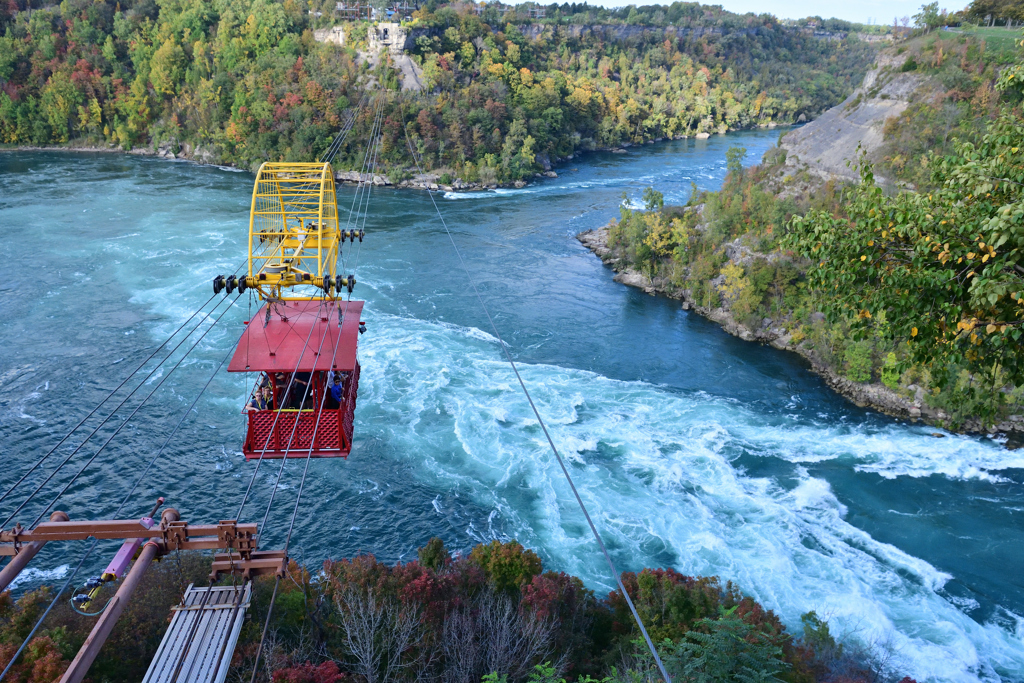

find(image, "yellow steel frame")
[246,162,341,301]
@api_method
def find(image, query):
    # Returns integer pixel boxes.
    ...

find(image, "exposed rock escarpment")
[779,52,934,185]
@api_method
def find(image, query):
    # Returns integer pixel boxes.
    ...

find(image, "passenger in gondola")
[291,372,311,409]
[324,371,344,409]
[247,385,273,411]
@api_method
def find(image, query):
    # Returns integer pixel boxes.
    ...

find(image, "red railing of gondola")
[242,363,360,459]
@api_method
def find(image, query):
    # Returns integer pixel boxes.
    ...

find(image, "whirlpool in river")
[1,132,1022,681]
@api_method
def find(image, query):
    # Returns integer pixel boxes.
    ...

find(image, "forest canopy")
[0,0,875,178]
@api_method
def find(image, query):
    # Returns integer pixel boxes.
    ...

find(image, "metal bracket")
[210,550,288,581]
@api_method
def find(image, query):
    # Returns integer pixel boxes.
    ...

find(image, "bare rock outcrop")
[780,52,935,184]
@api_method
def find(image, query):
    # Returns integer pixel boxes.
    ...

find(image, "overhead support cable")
[0,287,224,510]
[403,124,672,682]
[18,289,246,532]
[0,257,258,530]
[0,334,246,683]
[246,97,384,683]
[247,297,352,683]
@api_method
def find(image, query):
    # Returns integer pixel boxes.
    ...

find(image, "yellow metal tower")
[211,162,360,301]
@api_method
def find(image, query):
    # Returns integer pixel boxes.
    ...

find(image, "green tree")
[914,2,945,32]
[726,145,747,177]
[660,607,788,682]
[150,37,186,96]
[642,186,664,210]
[40,71,82,142]
[786,113,1024,398]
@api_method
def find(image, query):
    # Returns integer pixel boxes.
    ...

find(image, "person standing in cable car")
[247,384,274,411]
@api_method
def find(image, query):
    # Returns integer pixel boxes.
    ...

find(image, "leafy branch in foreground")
[786,110,1024,397]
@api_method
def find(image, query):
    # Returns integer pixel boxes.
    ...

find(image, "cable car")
[220,162,365,459]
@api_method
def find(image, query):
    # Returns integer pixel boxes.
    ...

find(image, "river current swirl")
[1,134,1022,681]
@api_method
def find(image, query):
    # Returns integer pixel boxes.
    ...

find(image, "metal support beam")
[0,511,68,593]
[58,510,178,683]
[210,550,288,581]
[0,517,257,558]
[59,542,159,683]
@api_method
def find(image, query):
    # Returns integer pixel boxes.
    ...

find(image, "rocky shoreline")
[2,140,561,190]
[578,226,1024,443]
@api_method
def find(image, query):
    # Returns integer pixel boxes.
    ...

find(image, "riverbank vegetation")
[0,0,874,180]
[603,30,1024,433]
[0,540,910,682]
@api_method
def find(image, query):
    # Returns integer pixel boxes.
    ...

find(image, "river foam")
[356,309,1024,682]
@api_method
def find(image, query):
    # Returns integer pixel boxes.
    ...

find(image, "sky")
[593,0,959,25]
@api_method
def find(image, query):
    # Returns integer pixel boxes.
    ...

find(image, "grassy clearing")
[948,25,1021,53]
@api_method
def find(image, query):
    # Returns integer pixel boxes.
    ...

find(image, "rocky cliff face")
[515,23,768,42]
[575,51,1024,439]
[779,51,935,185]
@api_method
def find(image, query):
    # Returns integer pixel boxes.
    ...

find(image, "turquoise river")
[1,132,1022,681]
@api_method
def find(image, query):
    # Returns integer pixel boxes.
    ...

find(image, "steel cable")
[24,290,246,530]
[0,281,229,512]
[402,123,673,682]
[0,330,246,682]
[233,296,331,522]
[247,296,352,683]
[1,284,242,529]
[244,101,386,682]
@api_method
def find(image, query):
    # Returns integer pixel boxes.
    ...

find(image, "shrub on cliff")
[0,540,897,683]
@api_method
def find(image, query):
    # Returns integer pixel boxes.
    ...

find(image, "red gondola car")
[214,161,366,460]
[228,300,363,459]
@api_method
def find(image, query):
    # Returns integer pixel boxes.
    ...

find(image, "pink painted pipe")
[101,516,155,580]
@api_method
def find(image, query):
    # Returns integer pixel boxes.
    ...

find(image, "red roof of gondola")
[227,299,363,373]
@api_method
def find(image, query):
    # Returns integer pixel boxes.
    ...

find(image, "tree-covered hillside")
[0,0,874,179]
[598,31,1024,432]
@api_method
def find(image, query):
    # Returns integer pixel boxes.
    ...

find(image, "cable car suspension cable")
[0,336,244,682]
[0,258,258,529]
[319,92,370,166]
[234,296,332,522]
[0,277,232,510]
[338,93,386,277]
[247,296,351,683]
[348,95,386,284]
[19,291,247,532]
[235,95,384,527]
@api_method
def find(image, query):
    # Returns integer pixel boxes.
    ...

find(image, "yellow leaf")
[982,254,990,263]
[967,252,975,259]
[860,255,867,261]
[868,240,874,246]
[911,327,918,337]
[986,324,997,333]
